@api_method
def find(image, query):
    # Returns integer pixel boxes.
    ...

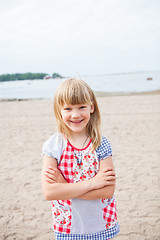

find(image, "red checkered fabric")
[51,199,72,234]
[53,221,71,234]
[52,143,74,234]
[102,198,117,229]
[58,144,74,183]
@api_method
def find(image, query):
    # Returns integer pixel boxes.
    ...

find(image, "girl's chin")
[67,127,86,134]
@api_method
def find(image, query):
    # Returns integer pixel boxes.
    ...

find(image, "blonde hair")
[54,78,101,150]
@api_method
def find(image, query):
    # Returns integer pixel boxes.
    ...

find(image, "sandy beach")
[0,92,160,240]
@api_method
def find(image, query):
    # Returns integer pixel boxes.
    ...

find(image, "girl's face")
[61,103,94,135]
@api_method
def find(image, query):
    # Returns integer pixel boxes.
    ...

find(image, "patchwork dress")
[42,133,120,240]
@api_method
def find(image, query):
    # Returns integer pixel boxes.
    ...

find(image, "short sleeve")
[96,136,112,161]
[42,133,64,164]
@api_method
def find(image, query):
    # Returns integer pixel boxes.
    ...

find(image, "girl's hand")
[90,167,116,189]
[44,166,67,184]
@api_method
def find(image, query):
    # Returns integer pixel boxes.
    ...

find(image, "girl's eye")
[80,106,86,109]
[64,108,71,111]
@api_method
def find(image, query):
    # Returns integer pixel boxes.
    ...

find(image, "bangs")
[56,79,92,106]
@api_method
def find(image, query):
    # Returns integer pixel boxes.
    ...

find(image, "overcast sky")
[0,0,160,76]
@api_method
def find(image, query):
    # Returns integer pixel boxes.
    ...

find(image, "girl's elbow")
[105,186,115,199]
[42,185,59,201]
[42,188,51,201]
[42,184,53,201]
[108,191,114,199]
[44,191,52,201]
[44,190,58,201]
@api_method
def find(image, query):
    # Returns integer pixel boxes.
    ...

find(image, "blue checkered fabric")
[96,136,112,161]
[55,222,119,240]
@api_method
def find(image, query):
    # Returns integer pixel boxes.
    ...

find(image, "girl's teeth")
[72,120,82,123]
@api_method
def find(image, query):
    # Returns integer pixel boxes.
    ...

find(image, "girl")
[41,78,119,239]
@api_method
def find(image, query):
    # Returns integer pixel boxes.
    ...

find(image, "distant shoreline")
[0,89,159,102]
[0,72,63,82]
[94,89,160,97]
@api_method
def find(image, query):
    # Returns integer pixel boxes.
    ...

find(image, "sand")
[0,92,160,240]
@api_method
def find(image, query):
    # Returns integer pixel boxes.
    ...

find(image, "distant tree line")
[0,72,63,82]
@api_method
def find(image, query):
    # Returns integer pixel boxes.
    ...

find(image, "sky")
[0,0,160,76]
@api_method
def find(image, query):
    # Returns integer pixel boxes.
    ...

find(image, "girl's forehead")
[62,102,90,107]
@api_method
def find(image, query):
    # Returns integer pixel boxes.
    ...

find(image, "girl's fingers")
[106,176,116,181]
[45,168,58,177]
[48,166,57,172]
[106,180,116,186]
[45,177,55,183]
[44,171,56,180]
[48,166,54,169]
[46,167,60,177]
[105,180,116,185]
[105,171,115,176]
[45,169,56,174]
[102,167,113,173]
[106,178,116,182]
[101,168,115,176]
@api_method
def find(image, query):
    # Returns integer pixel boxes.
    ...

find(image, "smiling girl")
[41,78,119,239]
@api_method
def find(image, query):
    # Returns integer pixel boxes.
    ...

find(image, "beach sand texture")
[0,93,160,240]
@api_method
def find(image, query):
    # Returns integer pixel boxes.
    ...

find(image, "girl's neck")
[67,132,90,150]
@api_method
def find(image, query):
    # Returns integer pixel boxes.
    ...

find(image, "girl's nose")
[71,109,80,118]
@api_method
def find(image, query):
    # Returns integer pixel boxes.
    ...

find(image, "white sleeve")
[42,133,64,164]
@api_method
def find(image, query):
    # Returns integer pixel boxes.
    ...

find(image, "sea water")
[0,71,160,99]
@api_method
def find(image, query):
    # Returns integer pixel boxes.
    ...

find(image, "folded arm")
[77,156,116,200]
[41,155,114,201]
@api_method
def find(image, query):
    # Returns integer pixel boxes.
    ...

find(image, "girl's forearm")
[77,185,115,200]
[42,164,115,201]
[43,180,93,201]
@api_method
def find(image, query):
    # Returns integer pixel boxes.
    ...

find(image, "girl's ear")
[90,102,94,113]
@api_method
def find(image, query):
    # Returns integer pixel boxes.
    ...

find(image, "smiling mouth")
[70,119,84,124]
